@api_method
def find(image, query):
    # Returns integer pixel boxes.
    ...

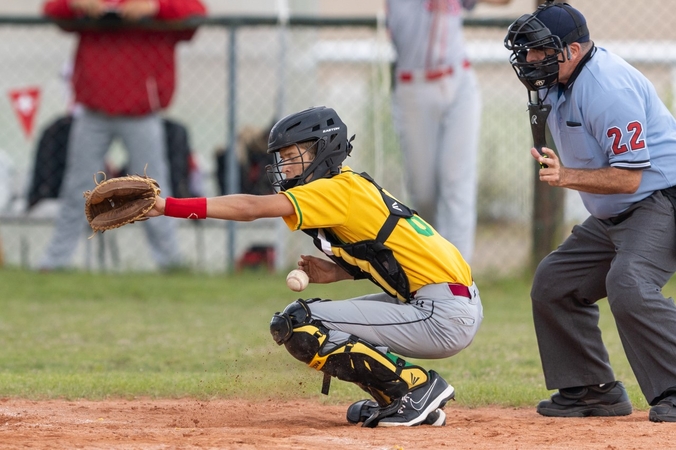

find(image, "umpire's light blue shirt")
[541,47,676,219]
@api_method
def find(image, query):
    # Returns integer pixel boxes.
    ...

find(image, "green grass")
[0,268,664,411]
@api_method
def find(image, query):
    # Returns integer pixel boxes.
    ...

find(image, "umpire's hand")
[531,146,564,186]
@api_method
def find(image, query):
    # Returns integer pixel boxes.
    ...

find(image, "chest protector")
[303,172,415,302]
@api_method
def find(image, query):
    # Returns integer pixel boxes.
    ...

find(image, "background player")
[145,106,483,427]
[385,0,511,262]
[39,0,206,271]
[505,2,676,422]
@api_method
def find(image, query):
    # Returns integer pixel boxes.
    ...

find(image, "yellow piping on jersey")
[283,191,303,230]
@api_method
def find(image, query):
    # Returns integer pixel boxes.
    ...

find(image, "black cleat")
[346,399,379,424]
[422,408,447,426]
[347,400,447,426]
[377,370,455,427]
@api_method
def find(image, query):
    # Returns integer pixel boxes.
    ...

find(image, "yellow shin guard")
[286,322,428,403]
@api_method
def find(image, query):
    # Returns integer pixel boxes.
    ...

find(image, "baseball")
[286,269,309,292]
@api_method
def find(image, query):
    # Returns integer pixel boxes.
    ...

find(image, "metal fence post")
[226,25,239,273]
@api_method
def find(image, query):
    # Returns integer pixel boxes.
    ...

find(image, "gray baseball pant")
[392,68,481,262]
[309,282,483,360]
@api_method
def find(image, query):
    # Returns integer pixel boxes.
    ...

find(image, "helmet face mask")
[505,2,590,92]
[505,14,565,91]
[267,141,319,191]
[266,106,353,192]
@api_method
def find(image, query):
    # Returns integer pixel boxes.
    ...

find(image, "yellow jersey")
[281,166,472,293]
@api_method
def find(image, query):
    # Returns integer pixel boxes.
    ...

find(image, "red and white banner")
[8,86,41,140]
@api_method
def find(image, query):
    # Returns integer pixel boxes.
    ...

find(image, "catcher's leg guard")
[269,299,429,406]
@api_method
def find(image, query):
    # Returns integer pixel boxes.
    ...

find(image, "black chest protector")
[303,172,415,302]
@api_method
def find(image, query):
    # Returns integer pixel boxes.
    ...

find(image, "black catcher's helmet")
[504,2,589,91]
[266,106,353,191]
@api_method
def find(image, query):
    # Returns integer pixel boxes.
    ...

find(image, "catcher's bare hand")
[298,254,352,284]
[532,147,566,187]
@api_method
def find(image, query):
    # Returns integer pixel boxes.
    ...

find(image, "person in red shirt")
[39,0,206,271]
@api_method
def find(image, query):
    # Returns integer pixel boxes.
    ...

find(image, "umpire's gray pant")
[39,108,182,270]
[531,190,676,405]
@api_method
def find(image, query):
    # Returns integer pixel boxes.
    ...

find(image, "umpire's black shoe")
[377,370,455,427]
[537,381,633,417]
[347,400,446,426]
[649,395,676,422]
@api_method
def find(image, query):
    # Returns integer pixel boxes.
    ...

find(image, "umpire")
[505,2,676,422]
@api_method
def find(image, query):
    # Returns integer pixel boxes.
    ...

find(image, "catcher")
[87,106,483,427]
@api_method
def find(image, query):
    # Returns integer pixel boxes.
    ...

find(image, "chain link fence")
[0,2,674,277]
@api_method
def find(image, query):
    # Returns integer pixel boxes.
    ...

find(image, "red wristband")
[164,197,207,219]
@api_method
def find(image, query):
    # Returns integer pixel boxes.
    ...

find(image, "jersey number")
[406,216,434,237]
[606,121,646,155]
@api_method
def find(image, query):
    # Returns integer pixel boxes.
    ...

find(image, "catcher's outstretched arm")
[151,193,295,221]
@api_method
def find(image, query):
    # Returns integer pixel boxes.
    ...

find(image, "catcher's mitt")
[83,172,161,236]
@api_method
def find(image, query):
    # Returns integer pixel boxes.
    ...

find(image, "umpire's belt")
[608,209,634,225]
[398,60,471,83]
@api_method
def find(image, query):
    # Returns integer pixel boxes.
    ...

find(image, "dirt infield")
[0,398,667,449]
